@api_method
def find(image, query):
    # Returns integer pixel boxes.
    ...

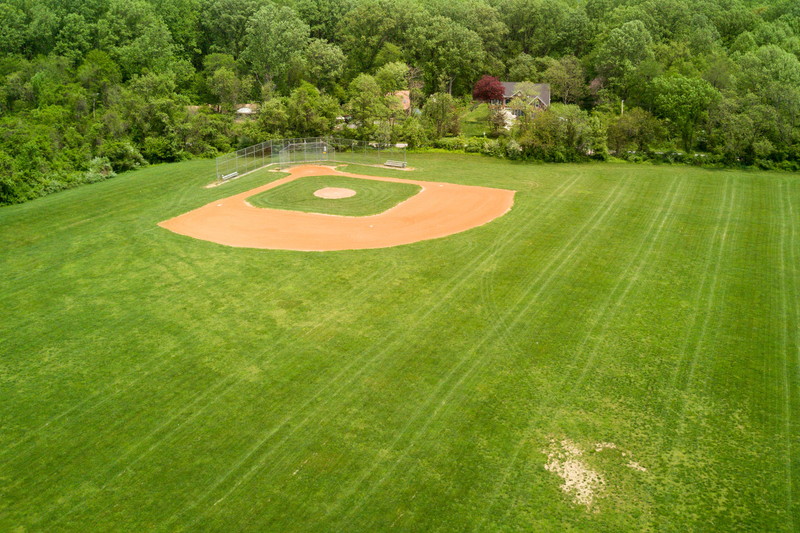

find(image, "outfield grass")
[0,154,798,531]
[247,175,420,216]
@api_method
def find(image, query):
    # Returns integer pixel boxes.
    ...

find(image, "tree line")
[1,0,800,204]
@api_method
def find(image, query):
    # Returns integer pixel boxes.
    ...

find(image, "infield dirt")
[159,164,515,251]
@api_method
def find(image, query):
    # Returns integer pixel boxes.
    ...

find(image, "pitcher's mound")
[314,187,356,199]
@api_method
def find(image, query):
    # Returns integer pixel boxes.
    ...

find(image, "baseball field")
[1,153,798,530]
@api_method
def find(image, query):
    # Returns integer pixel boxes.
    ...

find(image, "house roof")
[501,82,550,107]
[391,90,411,111]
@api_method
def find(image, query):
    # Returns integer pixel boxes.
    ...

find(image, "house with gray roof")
[491,82,551,115]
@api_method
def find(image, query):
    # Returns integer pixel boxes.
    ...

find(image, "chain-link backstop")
[214,137,407,182]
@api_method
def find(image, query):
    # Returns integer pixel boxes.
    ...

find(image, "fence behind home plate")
[214,137,407,182]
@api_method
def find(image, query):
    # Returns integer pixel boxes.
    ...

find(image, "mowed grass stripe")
[787,179,800,525]
[2,168,320,518]
[159,175,588,530]
[789,179,800,525]
[642,176,790,531]
[432,174,681,530]
[652,177,737,525]
[46,374,240,525]
[324,175,636,523]
[566,176,688,390]
[333,172,699,531]
[778,179,798,528]
[664,176,734,393]
[676,177,738,393]
[0,232,309,458]
[475,174,688,526]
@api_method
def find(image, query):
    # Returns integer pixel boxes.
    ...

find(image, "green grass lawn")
[247,175,420,216]
[461,103,490,137]
[1,154,798,531]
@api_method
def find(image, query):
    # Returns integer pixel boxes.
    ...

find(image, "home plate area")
[159,165,515,251]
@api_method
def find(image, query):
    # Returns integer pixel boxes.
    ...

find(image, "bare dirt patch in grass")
[543,438,605,510]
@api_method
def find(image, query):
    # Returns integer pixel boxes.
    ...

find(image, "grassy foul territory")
[0,154,798,531]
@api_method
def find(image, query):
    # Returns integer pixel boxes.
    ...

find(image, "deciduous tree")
[242,5,310,90]
[408,16,485,94]
[472,75,504,102]
[422,92,460,137]
[651,74,719,151]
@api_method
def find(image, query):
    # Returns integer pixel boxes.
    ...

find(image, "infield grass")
[0,154,798,531]
[246,175,420,216]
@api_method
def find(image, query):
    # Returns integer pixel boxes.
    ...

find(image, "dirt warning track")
[159,165,515,251]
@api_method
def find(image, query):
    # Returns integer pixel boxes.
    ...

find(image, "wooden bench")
[384,160,407,168]
[221,171,239,180]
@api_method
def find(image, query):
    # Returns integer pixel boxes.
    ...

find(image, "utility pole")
[621,99,625,116]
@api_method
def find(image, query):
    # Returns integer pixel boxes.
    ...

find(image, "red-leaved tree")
[472,75,504,102]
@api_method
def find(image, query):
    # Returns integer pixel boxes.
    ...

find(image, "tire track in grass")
[159,176,585,531]
[315,177,633,526]
[0,169,208,296]
[474,174,687,528]
[566,176,687,390]
[0,345,204,464]
[664,177,734,396]
[1,167,277,461]
[787,179,800,527]
[472,174,683,526]
[675,181,737,397]
[1,363,215,490]
[778,179,797,530]
[0,227,238,458]
[647,177,737,527]
[473,176,574,356]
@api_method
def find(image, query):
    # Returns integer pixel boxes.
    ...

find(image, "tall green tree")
[96,0,178,78]
[422,92,460,137]
[242,4,310,89]
[200,0,262,57]
[651,74,720,151]
[292,0,355,42]
[408,16,485,94]
[303,38,345,91]
[0,4,27,55]
[543,55,585,104]
[286,81,339,136]
[375,61,409,93]
[337,0,423,74]
[606,107,664,153]
[53,14,94,64]
[346,73,389,139]
[596,20,654,94]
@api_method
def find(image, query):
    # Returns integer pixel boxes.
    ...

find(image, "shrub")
[142,136,185,163]
[100,141,146,172]
[82,157,116,183]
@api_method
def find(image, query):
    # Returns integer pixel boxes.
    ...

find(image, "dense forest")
[1,0,800,203]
